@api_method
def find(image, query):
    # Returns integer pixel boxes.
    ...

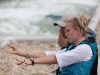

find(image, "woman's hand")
[16,58,25,65]
[58,32,68,48]
[16,58,32,65]
[7,43,20,55]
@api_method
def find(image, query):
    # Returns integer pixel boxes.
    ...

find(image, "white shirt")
[45,44,92,67]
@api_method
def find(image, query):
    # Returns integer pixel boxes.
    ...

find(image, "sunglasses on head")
[73,17,81,29]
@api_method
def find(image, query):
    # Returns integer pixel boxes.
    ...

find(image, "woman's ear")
[77,28,81,35]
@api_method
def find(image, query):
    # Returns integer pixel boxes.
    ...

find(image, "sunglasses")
[73,17,81,29]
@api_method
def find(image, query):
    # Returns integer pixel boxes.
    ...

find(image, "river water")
[0,0,100,37]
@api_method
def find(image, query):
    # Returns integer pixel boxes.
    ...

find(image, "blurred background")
[0,0,100,37]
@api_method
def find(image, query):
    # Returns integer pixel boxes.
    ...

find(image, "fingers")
[17,61,24,65]
[7,43,19,54]
[59,32,62,36]
[7,43,16,49]
[16,58,24,63]
[10,52,16,54]
[7,43,14,47]
[16,58,32,65]
[16,58,25,65]
[59,32,64,39]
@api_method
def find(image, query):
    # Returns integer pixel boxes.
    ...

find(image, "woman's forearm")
[7,43,46,58]
[17,51,46,58]
[34,54,57,64]
[27,52,46,58]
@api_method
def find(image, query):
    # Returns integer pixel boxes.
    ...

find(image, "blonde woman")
[7,14,98,75]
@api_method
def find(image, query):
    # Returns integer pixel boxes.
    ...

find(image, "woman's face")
[65,22,79,43]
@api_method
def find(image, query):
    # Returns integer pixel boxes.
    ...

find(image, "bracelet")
[30,58,34,65]
[26,52,29,58]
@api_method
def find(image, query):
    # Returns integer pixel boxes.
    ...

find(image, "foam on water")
[0,0,99,37]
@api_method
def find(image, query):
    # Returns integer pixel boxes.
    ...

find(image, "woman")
[7,14,97,75]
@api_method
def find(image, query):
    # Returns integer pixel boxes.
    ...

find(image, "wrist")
[30,58,34,65]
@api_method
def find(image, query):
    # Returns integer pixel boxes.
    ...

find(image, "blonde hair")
[79,14,90,36]
[67,14,90,36]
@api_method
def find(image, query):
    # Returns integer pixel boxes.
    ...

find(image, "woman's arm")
[34,54,57,64]
[16,54,57,65]
[7,43,46,58]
